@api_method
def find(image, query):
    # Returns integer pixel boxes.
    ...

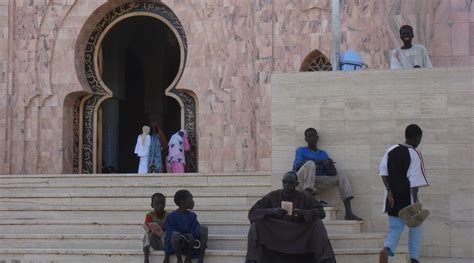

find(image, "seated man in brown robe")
[245,171,336,263]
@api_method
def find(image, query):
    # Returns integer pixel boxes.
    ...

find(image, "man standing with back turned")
[379,124,429,263]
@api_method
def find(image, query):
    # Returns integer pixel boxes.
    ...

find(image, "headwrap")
[141,126,150,146]
[167,129,190,165]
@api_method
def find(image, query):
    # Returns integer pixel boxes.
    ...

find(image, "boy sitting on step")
[164,189,208,263]
[143,193,169,263]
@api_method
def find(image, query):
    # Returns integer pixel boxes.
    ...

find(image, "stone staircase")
[0,173,408,262]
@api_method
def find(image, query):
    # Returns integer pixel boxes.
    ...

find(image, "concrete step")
[0,218,359,236]
[0,205,338,221]
[0,173,270,178]
[0,233,384,250]
[334,248,408,263]
[0,174,271,188]
[0,207,251,221]
[328,233,384,249]
[0,185,272,196]
[0,248,409,263]
[0,219,252,235]
[0,173,401,262]
[0,194,264,207]
[420,257,474,263]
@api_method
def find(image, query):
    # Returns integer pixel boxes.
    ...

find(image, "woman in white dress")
[134,125,151,174]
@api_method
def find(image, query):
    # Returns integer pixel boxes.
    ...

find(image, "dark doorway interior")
[100,16,181,173]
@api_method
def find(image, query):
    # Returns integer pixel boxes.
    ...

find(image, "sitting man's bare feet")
[345,213,363,221]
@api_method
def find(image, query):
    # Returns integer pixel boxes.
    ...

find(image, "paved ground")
[420,257,473,262]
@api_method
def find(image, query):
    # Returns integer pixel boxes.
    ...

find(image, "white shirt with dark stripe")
[379,144,428,214]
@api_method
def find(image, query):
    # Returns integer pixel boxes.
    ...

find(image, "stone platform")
[0,173,408,262]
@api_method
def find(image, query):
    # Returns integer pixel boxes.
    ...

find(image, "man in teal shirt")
[293,128,361,220]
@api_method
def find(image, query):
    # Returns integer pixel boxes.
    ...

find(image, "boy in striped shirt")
[143,193,169,263]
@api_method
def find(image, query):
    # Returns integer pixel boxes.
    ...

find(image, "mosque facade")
[0,0,472,174]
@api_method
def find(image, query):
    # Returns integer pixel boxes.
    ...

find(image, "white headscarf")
[134,126,151,157]
[141,126,150,146]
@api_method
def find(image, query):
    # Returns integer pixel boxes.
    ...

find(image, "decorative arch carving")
[73,2,197,173]
[300,49,332,72]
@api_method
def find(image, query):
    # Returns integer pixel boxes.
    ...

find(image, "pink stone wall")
[1,0,473,174]
[431,0,473,66]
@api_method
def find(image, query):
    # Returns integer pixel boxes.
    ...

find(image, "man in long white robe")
[134,126,151,174]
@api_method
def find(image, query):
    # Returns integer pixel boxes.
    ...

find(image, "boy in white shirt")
[390,25,433,69]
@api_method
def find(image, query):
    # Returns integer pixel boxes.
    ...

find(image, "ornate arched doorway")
[73,2,197,174]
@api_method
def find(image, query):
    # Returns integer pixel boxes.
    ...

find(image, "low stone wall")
[271,67,474,258]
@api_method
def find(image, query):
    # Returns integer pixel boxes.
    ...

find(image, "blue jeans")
[383,216,422,260]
